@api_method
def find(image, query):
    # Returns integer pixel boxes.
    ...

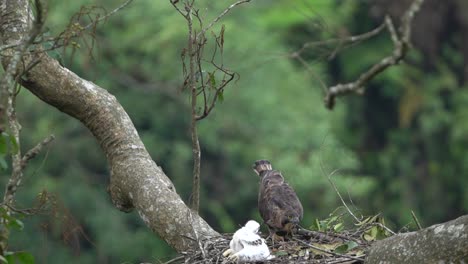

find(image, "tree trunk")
[366,215,468,263]
[0,0,218,253]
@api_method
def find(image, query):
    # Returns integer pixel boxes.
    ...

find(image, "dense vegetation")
[1,0,466,263]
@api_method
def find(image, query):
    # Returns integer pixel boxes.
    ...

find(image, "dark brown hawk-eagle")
[253,160,303,240]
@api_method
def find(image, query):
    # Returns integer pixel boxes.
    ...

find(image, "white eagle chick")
[223,220,274,263]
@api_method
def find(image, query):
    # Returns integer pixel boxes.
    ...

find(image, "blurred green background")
[1,0,467,263]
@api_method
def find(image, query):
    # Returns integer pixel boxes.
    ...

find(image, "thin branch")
[161,255,184,264]
[0,0,47,255]
[292,20,387,59]
[33,0,134,53]
[324,0,425,109]
[325,169,360,223]
[372,222,396,236]
[292,237,365,262]
[318,137,360,223]
[184,1,202,213]
[83,0,134,31]
[1,0,45,206]
[411,210,423,230]
[21,134,55,169]
[0,41,23,53]
[170,0,187,18]
[172,0,248,212]
[198,0,251,38]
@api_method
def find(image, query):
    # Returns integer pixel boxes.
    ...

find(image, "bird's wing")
[262,183,303,232]
[258,170,284,228]
[228,228,245,253]
[234,233,272,262]
[276,182,303,219]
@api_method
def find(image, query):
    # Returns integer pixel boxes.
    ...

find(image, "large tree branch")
[366,215,468,263]
[0,0,218,252]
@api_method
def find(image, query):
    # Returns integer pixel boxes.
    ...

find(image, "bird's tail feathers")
[253,160,272,175]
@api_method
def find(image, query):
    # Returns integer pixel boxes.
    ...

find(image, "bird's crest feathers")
[253,160,272,175]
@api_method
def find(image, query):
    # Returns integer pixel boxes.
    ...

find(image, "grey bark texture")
[0,0,218,252]
[366,215,468,263]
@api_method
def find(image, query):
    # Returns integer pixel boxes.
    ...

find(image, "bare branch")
[326,169,360,223]
[172,0,246,212]
[324,0,425,109]
[198,0,251,38]
[34,0,134,54]
[288,21,388,97]
[83,0,134,31]
[411,210,423,230]
[21,134,55,169]
[292,21,387,60]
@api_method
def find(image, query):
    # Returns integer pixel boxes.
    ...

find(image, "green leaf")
[0,207,6,216]
[333,222,344,232]
[0,255,7,264]
[209,72,216,88]
[7,218,24,231]
[5,251,35,264]
[363,226,378,241]
[8,134,18,155]
[0,158,7,170]
[217,90,224,102]
[0,133,7,155]
[274,251,288,256]
[310,219,321,231]
[334,241,358,254]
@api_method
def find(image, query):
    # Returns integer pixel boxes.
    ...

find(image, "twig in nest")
[161,255,184,264]
[292,237,365,262]
[297,226,342,242]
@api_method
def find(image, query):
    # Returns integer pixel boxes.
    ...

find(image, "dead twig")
[292,237,365,262]
[21,134,55,169]
[198,0,251,38]
[171,0,249,212]
[292,20,387,60]
[326,168,360,223]
[411,210,423,230]
[324,0,425,109]
[83,0,134,31]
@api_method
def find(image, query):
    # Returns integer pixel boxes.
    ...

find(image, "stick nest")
[167,228,375,264]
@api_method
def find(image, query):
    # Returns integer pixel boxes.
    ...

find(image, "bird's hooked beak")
[288,215,300,225]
